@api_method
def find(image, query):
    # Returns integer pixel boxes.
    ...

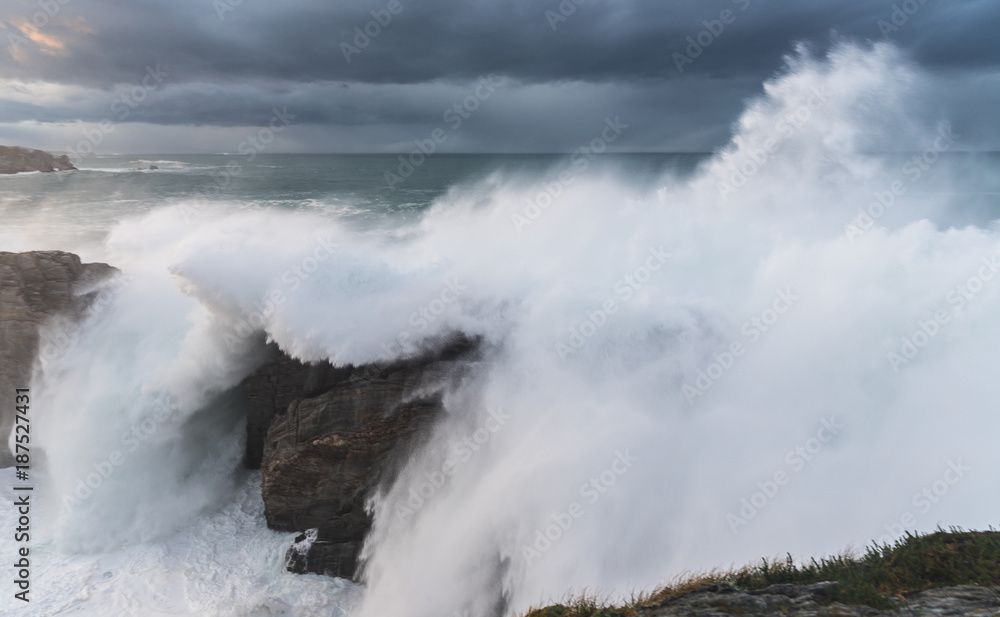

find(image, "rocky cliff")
[528,529,1000,617]
[0,146,76,174]
[636,582,1000,617]
[239,336,480,580]
[0,250,477,581]
[0,251,117,467]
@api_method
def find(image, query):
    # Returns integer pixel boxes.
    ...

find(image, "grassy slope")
[524,528,1000,616]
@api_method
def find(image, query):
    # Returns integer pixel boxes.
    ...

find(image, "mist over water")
[3,41,1000,616]
[352,43,1000,616]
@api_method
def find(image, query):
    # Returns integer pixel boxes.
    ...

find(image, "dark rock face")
[241,353,353,470]
[0,251,117,467]
[239,337,479,580]
[0,250,478,580]
[0,146,76,174]
[643,582,1000,616]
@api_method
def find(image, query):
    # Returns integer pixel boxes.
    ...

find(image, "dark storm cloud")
[0,0,997,151]
[1,0,997,87]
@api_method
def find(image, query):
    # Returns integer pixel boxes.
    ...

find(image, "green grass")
[523,528,1000,616]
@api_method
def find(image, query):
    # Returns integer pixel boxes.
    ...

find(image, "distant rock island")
[0,145,76,174]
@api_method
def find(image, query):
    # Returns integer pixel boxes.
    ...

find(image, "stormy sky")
[0,0,998,154]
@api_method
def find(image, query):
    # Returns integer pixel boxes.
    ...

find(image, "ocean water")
[0,152,700,256]
[2,42,1000,617]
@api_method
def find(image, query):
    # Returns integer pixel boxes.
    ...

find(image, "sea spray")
[9,41,1000,617]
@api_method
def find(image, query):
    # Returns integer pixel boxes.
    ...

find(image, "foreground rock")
[0,146,76,174]
[0,250,478,581]
[239,336,480,580]
[638,582,1000,616]
[0,252,117,466]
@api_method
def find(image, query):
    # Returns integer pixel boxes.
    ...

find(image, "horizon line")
[45,150,1000,157]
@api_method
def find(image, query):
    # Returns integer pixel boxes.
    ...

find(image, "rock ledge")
[0,145,76,174]
[639,582,1000,616]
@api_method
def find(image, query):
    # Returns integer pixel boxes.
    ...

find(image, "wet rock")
[0,145,76,174]
[641,582,1000,616]
[239,336,480,580]
[0,251,117,466]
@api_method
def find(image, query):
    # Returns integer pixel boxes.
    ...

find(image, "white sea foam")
[4,41,1000,617]
[0,470,360,616]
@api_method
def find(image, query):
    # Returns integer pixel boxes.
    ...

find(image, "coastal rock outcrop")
[0,251,117,467]
[0,146,76,174]
[239,336,480,580]
[639,582,1000,616]
[0,250,478,581]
